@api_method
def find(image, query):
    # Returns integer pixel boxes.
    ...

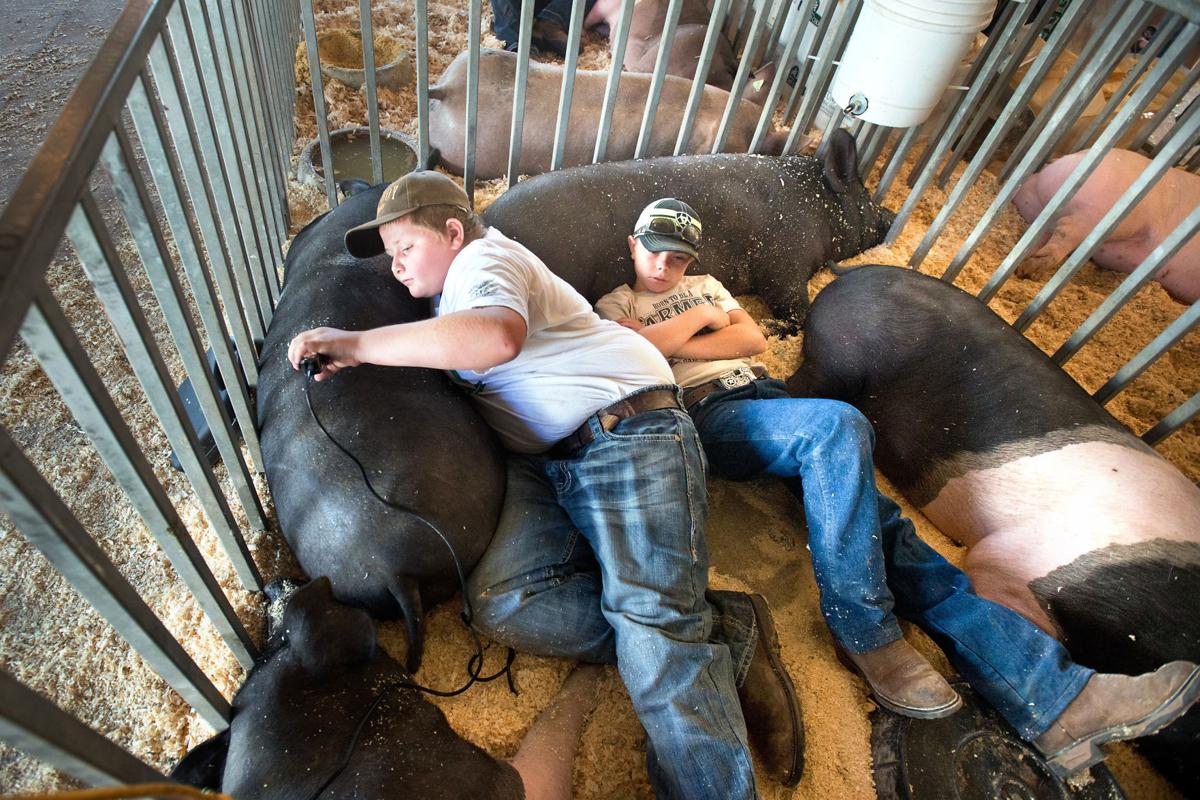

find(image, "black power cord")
[296,355,516,798]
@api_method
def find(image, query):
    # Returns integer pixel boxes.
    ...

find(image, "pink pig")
[1012,148,1200,303]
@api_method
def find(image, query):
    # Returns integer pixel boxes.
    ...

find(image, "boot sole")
[1042,663,1200,779]
[748,593,805,787]
[835,646,964,720]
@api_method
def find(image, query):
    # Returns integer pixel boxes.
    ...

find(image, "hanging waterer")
[830,0,997,128]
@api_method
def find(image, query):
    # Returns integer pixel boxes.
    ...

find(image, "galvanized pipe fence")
[1,0,1198,788]
[0,0,298,786]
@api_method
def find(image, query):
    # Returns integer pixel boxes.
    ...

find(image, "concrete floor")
[0,0,126,212]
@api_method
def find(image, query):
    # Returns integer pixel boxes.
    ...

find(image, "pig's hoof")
[869,680,1125,800]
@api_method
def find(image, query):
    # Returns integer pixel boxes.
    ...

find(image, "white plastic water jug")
[830,0,996,128]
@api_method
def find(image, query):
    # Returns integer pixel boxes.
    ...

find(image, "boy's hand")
[288,327,362,381]
[703,305,731,330]
[616,317,644,331]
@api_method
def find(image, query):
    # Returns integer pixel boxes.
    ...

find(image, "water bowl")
[298,127,420,189]
[316,28,412,90]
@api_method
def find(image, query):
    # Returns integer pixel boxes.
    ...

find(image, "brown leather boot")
[840,638,962,719]
[1034,660,1200,778]
[738,594,804,787]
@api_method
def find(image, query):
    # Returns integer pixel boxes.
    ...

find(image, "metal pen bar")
[904,0,1027,188]
[729,0,754,55]
[953,6,1152,283]
[157,14,265,383]
[0,668,163,785]
[552,0,588,170]
[814,104,845,158]
[857,123,889,180]
[127,65,265,472]
[67,191,262,590]
[360,1,384,185]
[1142,390,1200,446]
[232,0,288,292]
[595,0,635,162]
[783,0,859,156]
[0,428,232,729]
[178,0,270,340]
[20,291,257,669]
[899,0,1109,267]
[416,0,431,167]
[760,0,793,68]
[0,0,169,367]
[782,0,837,126]
[978,25,1198,303]
[300,0,338,207]
[995,0,1139,187]
[750,0,816,154]
[713,0,770,153]
[1010,102,1200,330]
[873,122,922,202]
[254,0,291,173]
[1054,204,1200,364]
[506,0,537,186]
[636,0,685,159]
[99,129,267,532]
[203,0,279,329]
[1137,59,1200,154]
[1068,14,1186,153]
[675,0,732,155]
[1094,299,1200,405]
[894,0,1088,253]
[216,0,286,303]
[464,0,482,202]
[930,0,1036,188]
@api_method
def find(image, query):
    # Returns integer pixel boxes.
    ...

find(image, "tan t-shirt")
[595,274,760,389]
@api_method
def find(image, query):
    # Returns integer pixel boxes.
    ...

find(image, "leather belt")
[681,365,768,412]
[548,389,682,458]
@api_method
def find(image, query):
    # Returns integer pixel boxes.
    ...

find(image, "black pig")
[257,185,506,672]
[482,129,894,330]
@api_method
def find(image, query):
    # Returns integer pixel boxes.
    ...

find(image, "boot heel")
[1045,739,1103,779]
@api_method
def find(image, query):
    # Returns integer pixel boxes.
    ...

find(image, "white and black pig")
[786,264,1200,793]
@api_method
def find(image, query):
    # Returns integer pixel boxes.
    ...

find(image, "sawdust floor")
[1,0,1196,796]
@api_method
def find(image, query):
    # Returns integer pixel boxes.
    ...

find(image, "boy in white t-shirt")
[287,173,805,796]
[595,198,1200,777]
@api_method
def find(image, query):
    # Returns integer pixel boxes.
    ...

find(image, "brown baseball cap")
[344,170,472,258]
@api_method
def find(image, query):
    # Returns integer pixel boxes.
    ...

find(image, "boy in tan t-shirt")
[595,198,1200,778]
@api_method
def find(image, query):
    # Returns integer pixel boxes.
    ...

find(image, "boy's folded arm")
[356,306,528,371]
[636,305,727,357]
[671,310,767,362]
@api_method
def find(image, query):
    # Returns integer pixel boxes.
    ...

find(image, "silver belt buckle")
[717,367,753,390]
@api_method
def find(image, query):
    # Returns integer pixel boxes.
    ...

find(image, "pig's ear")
[169,728,230,789]
[822,129,860,195]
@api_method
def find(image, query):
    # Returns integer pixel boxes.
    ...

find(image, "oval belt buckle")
[718,367,753,390]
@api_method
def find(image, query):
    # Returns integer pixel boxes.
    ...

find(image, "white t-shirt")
[436,228,674,453]
[595,274,760,389]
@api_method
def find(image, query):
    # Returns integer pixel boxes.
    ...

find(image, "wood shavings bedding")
[0,2,1191,798]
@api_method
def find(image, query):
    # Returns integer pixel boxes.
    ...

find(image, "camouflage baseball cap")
[344,170,472,258]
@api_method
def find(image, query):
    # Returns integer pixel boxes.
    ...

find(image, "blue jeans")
[490,0,589,49]
[693,378,1093,739]
[467,390,758,799]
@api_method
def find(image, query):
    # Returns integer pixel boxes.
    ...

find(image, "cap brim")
[637,232,699,261]
[344,208,414,258]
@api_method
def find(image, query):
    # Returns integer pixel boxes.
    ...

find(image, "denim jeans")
[490,0,588,49]
[693,378,1093,740]
[467,389,758,799]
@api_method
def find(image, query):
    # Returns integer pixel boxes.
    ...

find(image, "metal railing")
[0,0,297,786]
[1,0,1198,789]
